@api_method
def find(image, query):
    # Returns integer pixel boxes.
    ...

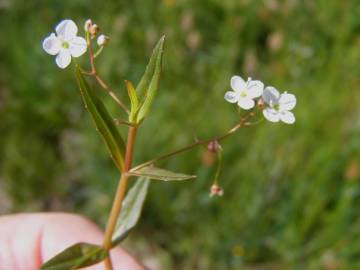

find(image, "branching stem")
[131,111,255,172]
[85,36,130,114]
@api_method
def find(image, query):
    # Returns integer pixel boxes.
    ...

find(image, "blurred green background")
[1,0,360,269]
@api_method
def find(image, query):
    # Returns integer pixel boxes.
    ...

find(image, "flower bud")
[257,98,265,109]
[84,19,92,32]
[207,140,220,153]
[97,34,110,46]
[209,184,224,197]
[89,24,99,38]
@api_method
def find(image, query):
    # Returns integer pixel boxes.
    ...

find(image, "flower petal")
[263,107,280,122]
[231,76,246,92]
[56,19,78,40]
[262,86,280,105]
[238,97,255,110]
[224,91,239,103]
[42,33,61,55]
[280,111,295,124]
[247,80,264,98]
[70,37,87,57]
[279,92,296,111]
[55,49,71,69]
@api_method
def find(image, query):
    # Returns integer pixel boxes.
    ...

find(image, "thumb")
[0,213,145,270]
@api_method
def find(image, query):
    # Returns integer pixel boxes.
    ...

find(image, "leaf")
[128,166,196,181]
[112,177,150,245]
[136,36,165,123]
[40,242,108,270]
[75,66,126,171]
[135,35,165,97]
[125,80,139,122]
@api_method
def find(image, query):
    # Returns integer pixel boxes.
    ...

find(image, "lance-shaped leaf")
[40,242,108,270]
[75,66,125,171]
[128,166,196,181]
[125,80,139,122]
[136,36,165,123]
[112,177,150,246]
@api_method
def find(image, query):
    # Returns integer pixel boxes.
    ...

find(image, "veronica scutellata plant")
[40,18,297,270]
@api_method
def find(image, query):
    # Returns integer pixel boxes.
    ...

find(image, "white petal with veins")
[238,97,255,110]
[279,92,296,111]
[263,86,280,105]
[55,49,72,69]
[231,76,246,92]
[56,19,78,40]
[42,33,61,55]
[263,107,280,122]
[247,80,264,98]
[280,111,295,124]
[70,37,87,57]
[224,91,239,103]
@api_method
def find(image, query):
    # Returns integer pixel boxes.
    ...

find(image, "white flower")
[262,86,296,124]
[224,76,264,110]
[97,34,109,46]
[42,19,87,69]
[84,19,92,32]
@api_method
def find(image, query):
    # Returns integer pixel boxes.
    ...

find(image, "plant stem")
[94,46,104,58]
[94,74,130,114]
[102,126,138,270]
[131,112,255,171]
[86,37,130,114]
[213,146,223,184]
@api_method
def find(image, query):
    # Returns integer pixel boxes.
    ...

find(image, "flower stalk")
[102,125,138,269]
[131,111,255,172]
[85,28,130,114]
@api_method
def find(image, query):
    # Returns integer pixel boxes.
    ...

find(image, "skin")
[0,213,145,270]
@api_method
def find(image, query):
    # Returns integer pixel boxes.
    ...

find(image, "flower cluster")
[43,19,109,69]
[225,76,296,124]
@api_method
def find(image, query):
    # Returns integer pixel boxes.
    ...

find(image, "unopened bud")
[97,34,110,46]
[210,184,224,197]
[84,19,92,32]
[89,24,99,38]
[257,98,265,109]
[207,140,220,153]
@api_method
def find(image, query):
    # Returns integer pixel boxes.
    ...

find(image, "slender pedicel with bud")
[40,19,297,270]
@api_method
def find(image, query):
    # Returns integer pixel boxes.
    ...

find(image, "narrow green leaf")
[112,177,150,246]
[128,166,196,181]
[75,66,125,171]
[136,35,165,97]
[136,36,165,123]
[125,80,139,122]
[40,242,108,270]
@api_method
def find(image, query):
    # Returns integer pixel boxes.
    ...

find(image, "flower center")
[62,41,70,49]
[274,104,280,111]
[240,91,247,98]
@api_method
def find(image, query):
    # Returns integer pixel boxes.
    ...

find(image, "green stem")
[94,46,104,58]
[102,126,138,270]
[131,111,255,171]
[86,36,130,114]
[214,146,223,184]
